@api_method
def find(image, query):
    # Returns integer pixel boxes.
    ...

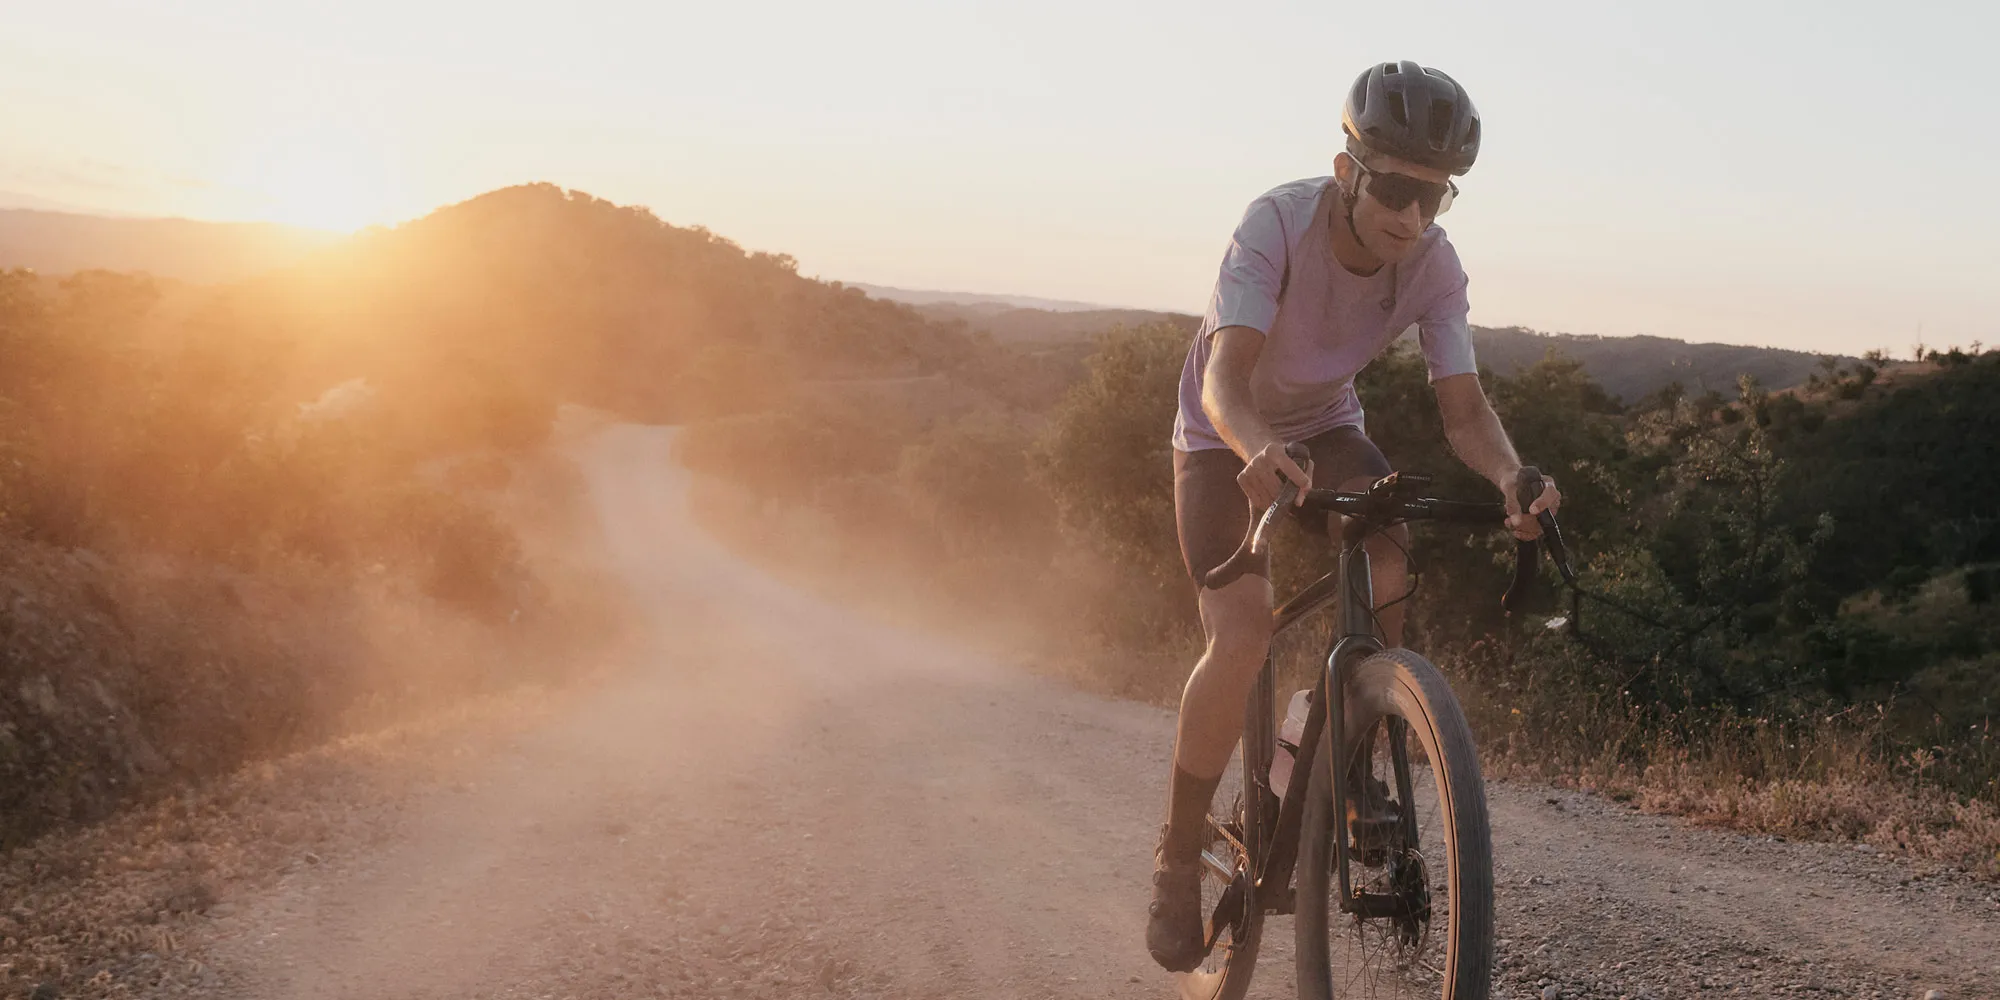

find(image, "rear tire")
[1295,648,1494,1000]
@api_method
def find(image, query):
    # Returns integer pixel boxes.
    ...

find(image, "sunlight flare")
[220,122,407,231]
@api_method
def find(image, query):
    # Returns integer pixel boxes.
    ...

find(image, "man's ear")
[1333,152,1360,199]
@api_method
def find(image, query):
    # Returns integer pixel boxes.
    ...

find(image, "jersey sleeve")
[1207,195,1289,335]
[1415,239,1478,383]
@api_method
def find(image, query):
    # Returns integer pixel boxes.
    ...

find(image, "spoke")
[1208,817,1248,858]
[1199,847,1235,881]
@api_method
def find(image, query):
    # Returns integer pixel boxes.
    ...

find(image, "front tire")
[1295,648,1494,1000]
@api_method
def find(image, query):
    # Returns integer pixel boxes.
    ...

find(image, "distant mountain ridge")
[1465,327,1855,403]
[874,290,1853,403]
[0,208,341,284]
[845,282,1115,314]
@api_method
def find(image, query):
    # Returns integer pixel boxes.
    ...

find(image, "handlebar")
[1202,453,1576,614]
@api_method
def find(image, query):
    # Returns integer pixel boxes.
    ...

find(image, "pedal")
[1203,874,1248,951]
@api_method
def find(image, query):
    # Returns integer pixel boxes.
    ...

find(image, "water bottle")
[1268,688,1312,801]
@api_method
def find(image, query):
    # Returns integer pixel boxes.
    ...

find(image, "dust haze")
[149,422,1988,1000]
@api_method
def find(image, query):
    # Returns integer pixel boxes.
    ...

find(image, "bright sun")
[221,124,408,231]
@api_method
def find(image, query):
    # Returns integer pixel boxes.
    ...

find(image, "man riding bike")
[1147,60,1563,973]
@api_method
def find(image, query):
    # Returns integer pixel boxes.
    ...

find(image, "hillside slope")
[888,295,1849,402]
[218,184,979,427]
[0,209,342,283]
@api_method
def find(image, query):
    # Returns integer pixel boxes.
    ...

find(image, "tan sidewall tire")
[1295,648,1495,1000]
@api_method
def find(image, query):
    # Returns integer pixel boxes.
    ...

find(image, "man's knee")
[1199,576,1274,666]
[1364,522,1411,563]
[1365,524,1411,593]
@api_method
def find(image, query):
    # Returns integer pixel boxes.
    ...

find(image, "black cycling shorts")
[1173,425,1392,586]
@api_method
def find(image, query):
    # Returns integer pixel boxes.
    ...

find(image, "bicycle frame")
[1206,461,1561,941]
[1247,515,1385,917]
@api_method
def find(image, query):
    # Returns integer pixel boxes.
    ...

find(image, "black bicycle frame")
[1214,463,1564,925]
[1250,515,1384,915]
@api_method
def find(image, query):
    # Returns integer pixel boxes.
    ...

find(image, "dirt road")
[13,423,1997,999]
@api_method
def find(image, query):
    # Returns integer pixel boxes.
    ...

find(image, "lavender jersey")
[1172,177,1478,453]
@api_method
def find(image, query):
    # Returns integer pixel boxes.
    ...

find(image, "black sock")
[1163,765,1222,865]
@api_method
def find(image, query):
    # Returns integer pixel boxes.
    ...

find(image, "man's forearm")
[1437,379,1524,489]
[1203,379,1279,462]
[1445,407,1523,489]
[1201,325,1281,462]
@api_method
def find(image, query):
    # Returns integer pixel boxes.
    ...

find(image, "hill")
[1467,326,1855,404]
[884,295,1850,403]
[845,282,1115,313]
[0,208,343,284]
[220,185,979,427]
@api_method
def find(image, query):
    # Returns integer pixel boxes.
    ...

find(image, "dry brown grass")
[1470,687,2000,879]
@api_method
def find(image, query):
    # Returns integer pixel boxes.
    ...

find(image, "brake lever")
[1201,442,1311,589]
[1502,466,1544,613]
[1251,442,1312,555]
[1256,482,1304,556]
[1537,508,1576,585]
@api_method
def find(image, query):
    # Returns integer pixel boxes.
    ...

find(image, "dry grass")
[1469,685,2000,879]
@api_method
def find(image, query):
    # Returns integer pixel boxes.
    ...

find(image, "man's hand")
[1503,471,1562,541]
[1237,441,1312,510]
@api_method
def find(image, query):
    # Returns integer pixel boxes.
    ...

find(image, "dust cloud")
[200,421,1182,999]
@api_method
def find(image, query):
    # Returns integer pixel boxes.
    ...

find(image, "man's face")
[1338,152,1453,264]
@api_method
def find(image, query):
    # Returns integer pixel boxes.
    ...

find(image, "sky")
[1,0,1993,356]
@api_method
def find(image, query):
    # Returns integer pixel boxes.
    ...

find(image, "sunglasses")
[1355,162,1457,217]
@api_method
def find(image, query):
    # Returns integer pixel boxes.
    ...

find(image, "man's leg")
[1176,574,1276,775]
[1149,574,1273,971]
[1150,449,1270,972]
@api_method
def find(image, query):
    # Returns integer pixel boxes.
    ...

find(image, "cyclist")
[1148,60,1563,972]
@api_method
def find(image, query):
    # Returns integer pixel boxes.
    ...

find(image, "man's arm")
[1433,372,1561,538]
[1203,325,1309,509]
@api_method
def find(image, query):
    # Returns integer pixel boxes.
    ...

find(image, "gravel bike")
[1178,445,1572,1000]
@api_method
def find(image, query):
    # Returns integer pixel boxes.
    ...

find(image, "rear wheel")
[1295,649,1494,1000]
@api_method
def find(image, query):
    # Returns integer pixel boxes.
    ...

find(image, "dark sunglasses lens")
[1369,172,1448,216]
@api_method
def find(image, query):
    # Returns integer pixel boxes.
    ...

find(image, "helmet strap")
[1336,184,1387,282]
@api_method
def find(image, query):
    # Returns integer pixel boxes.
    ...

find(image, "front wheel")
[1295,648,1495,1000]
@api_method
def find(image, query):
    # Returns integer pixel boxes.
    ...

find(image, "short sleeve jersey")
[1172,177,1478,452]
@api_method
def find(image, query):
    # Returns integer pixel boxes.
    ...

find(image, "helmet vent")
[1463,118,1480,152]
[1427,99,1455,148]
[1382,62,1401,75]
[1385,92,1408,126]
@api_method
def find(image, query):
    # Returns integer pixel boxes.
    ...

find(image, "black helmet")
[1342,61,1481,175]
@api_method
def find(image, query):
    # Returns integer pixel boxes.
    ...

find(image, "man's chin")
[1367,236,1420,263]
